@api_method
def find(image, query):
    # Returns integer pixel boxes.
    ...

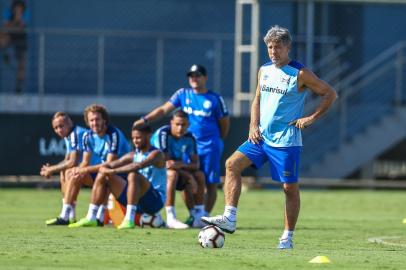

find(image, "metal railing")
[1,28,235,98]
[300,41,406,171]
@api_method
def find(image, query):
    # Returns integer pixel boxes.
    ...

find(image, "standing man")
[202,25,337,249]
[133,64,230,217]
[0,0,29,93]
[47,104,130,226]
[151,110,206,229]
[43,112,87,225]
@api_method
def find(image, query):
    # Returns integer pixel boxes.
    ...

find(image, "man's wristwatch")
[141,116,149,124]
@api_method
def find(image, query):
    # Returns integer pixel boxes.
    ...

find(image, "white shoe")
[167,218,189,229]
[277,238,293,249]
[201,215,236,234]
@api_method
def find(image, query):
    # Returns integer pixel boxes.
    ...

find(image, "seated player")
[70,124,166,229]
[43,112,87,225]
[151,111,205,229]
[47,104,130,226]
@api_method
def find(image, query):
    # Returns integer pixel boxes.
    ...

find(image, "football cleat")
[277,238,293,249]
[68,218,98,228]
[201,215,236,234]
[167,218,189,229]
[117,220,135,230]
[45,217,70,226]
[184,215,194,227]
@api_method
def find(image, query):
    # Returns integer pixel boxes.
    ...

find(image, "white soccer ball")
[198,225,225,248]
[140,213,165,228]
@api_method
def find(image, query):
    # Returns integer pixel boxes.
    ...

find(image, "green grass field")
[1,188,406,270]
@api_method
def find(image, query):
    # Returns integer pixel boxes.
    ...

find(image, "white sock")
[124,204,137,222]
[223,205,237,222]
[59,203,73,221]
[165,206,176,221]
[86,204,99,221]
[96,205,106,222]
[69,201,76,220]
[194,205,204,218]
[281,230,294,239]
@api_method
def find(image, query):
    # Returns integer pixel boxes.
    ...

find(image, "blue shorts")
[237,140,302,183]
[199,149,223,185]
[117,183,164,215]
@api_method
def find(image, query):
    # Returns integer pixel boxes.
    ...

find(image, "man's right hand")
[99,166,114,175]
[248,125,262,144]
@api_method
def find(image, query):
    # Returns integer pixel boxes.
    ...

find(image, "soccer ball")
[140,213,165,228]
[198,225,225,248]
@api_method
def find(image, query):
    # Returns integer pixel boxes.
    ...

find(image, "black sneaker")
[45,217,70,226]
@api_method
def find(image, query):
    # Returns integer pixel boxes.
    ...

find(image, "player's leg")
[187,170,205,227]
[70,173,125,228]
[60,170,77,222]
[46,168,93,225]
[117,172,150,229]
[267,145,301,249]
[165,169,178,223]
[278,182,300,249]
[202,141,266,233]
[166,169,189,229]
[177,170,197,227]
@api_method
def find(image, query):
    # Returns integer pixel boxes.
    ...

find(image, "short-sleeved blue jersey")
[169,88,228,153]
[64,125,87,155]
[133,146,167,203]
[83,125,130,165]
[150,125,197,163]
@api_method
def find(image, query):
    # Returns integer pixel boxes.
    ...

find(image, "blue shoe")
[277,238,293,249]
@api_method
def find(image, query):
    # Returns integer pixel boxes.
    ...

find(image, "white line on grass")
[368,236,406,248]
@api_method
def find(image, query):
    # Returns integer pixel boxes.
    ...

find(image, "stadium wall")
[0,113,256,176]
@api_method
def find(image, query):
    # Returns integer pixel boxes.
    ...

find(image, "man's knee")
[283,183,299,196]
[166,169,179,183]
[225,154,245,174]
[94,173,108,185]
[65,169,80,184]
[193,171,205,184]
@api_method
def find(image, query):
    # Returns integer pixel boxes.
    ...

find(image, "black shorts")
[175,174,190,191]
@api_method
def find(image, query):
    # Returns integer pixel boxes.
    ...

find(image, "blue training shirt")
[133,146,167,203]
[83,125,130,165]
[64,125,87,155]
[169,88,228,153]
[150,125,197,163]
[259,60,307,147]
